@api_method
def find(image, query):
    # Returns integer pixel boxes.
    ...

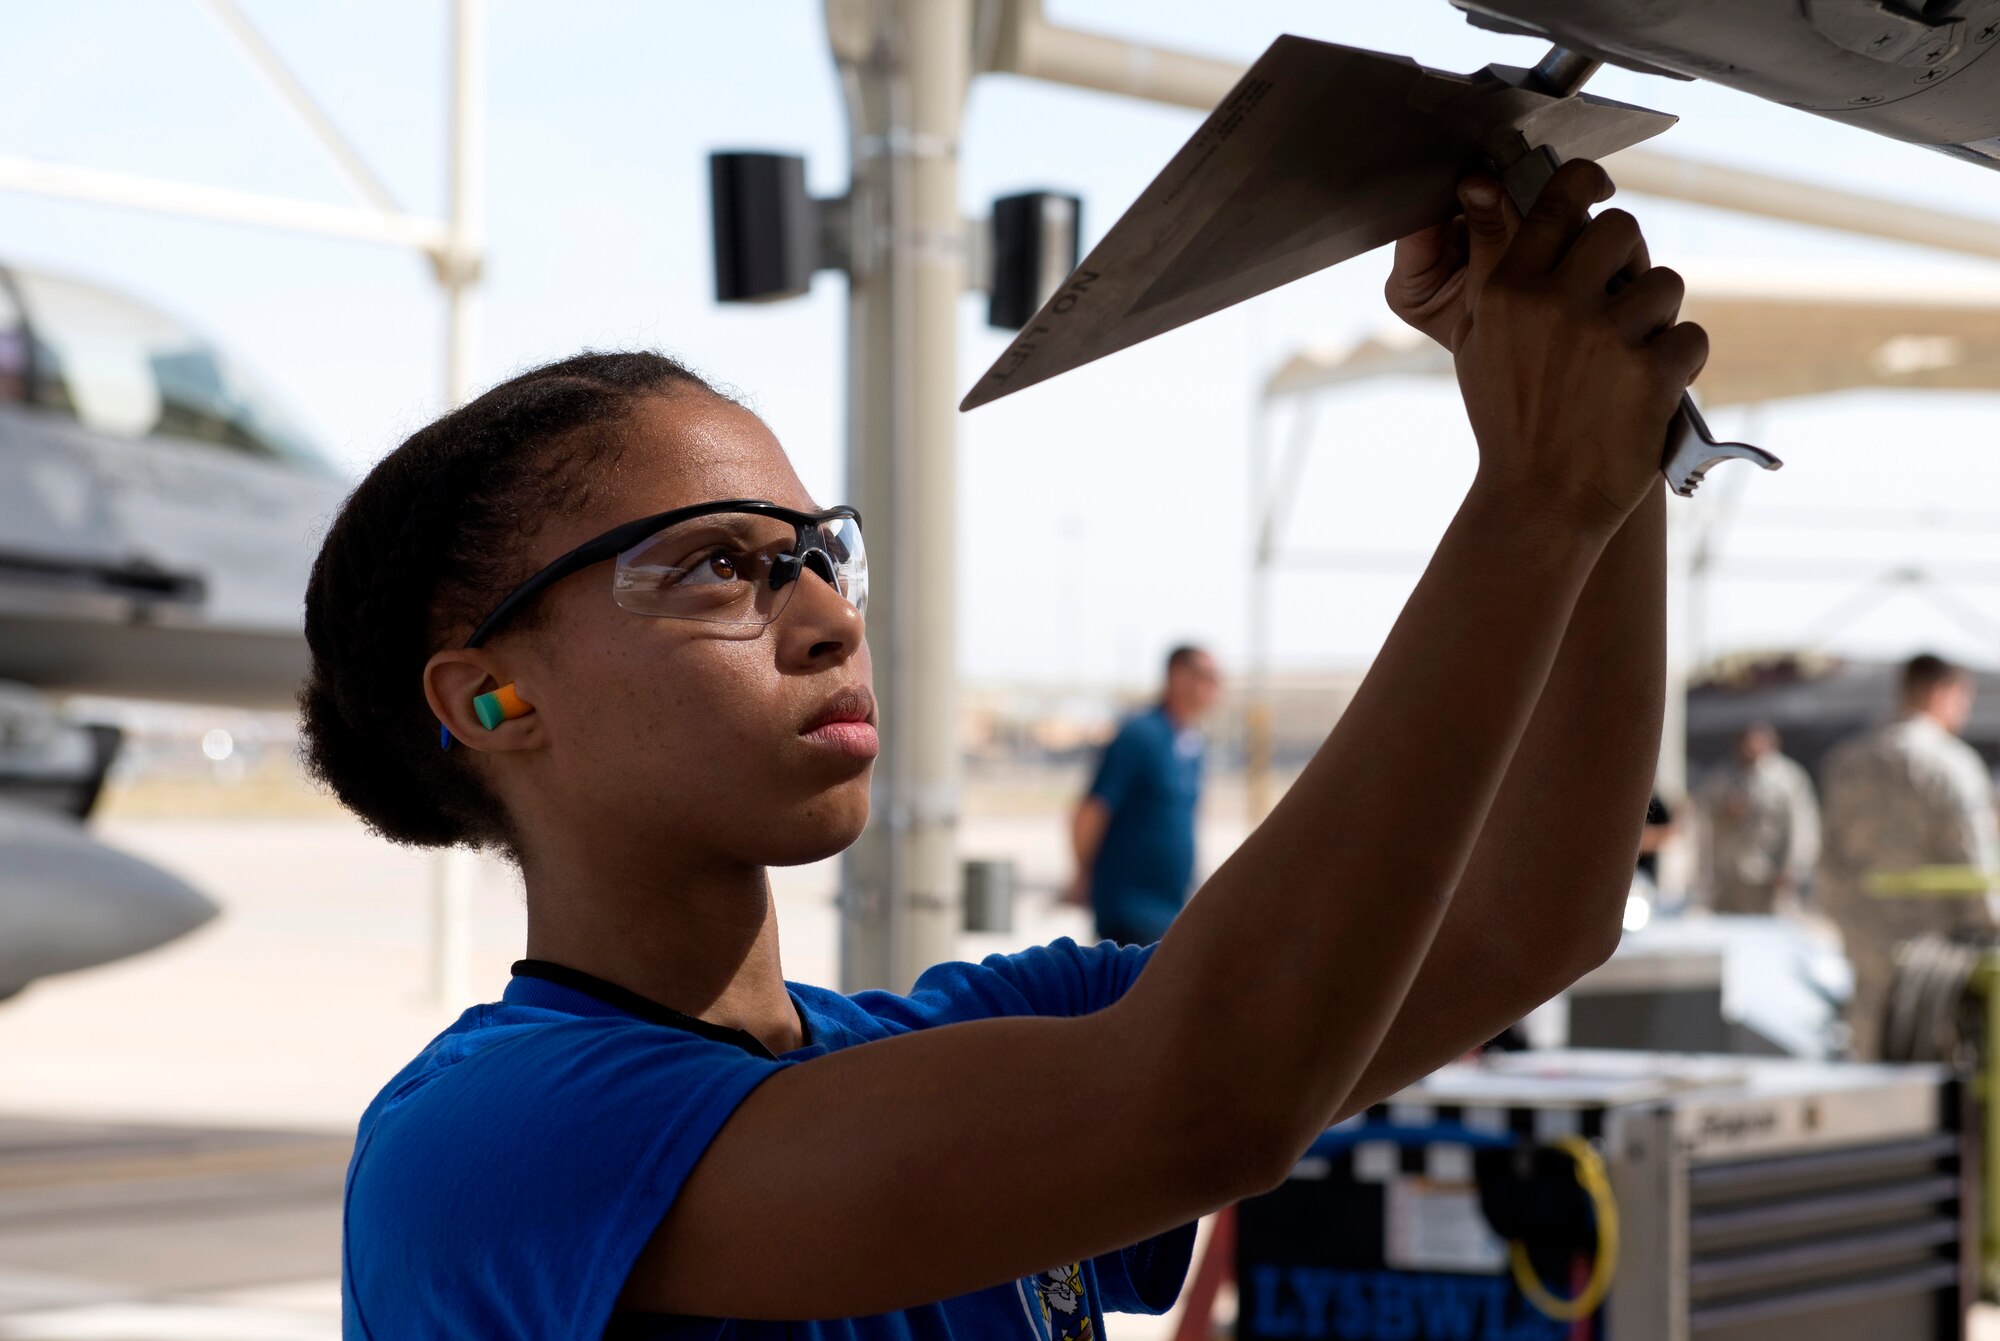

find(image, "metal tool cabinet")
[1237,1051,1967,1341]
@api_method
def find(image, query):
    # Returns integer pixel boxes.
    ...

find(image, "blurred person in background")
[1819,653,1999,1059]
[1065,645,1221,946]
[1697,722,1820,915]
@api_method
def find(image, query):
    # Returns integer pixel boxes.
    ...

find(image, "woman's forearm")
[1130,479,1609,1146]
[1480,483,1665,920]
[1329,486,1664,1117]
[1121,159,1705,1155]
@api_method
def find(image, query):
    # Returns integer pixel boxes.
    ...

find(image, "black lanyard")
[510,959,786,1061]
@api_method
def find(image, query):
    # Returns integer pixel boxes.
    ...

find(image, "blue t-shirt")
[342,938,1193,1339]
[1087,707,1204,942]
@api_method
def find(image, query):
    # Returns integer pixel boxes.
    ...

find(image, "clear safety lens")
[820,514,868,616]
[613,511,866,625]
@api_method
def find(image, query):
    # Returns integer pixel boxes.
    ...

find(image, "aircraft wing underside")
[1453,0,2000,167]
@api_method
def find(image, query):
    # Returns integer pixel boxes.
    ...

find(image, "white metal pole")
[428,850,475,1006]
[1657,495,1694,906]
[442,0,485,409]
[832,0,893,990]
[829,0,970,991]
[1247,393,1275,824]
[0,154,447,251]
[431,0,486,1006]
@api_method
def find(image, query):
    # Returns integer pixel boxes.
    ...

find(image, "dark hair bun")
[299,351,719,850]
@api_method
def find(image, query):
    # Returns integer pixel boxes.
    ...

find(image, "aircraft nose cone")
[0,803,218,998]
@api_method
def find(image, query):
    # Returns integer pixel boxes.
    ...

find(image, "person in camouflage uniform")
[1698,723,1820,915]
[1818,655,1999,1059]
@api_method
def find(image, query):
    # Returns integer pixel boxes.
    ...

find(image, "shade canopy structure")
[1245,260,2000,833]
[1263,263,2000,408]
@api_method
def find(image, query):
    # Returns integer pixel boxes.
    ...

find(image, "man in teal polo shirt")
[1067,646,1222,945]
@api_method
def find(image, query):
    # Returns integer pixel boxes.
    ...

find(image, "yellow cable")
[1865,865,1998,896]
[1507,1133,1620,1323]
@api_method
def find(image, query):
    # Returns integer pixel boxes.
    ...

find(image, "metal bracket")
[1804,0,1971,68]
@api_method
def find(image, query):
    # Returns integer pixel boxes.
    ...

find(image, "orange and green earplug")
[473,683,531,730]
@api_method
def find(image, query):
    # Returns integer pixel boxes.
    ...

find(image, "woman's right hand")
[1450,159,1708,535]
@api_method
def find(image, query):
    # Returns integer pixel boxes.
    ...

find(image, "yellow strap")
[1865,865,1998,896]
[1507,1133,1620,1323]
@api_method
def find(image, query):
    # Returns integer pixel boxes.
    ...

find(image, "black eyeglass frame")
[462,498,864,650]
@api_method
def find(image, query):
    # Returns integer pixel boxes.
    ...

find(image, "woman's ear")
[424,650,542,752]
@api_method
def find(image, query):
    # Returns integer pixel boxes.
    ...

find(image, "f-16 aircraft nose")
[0,803,219,1000]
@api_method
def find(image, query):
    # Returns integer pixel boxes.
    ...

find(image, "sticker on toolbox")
[1384,1177,1508,1274]
[1242,1266,1567,1341]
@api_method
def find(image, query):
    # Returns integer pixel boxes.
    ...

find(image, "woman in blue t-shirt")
[306,161,1701,1338]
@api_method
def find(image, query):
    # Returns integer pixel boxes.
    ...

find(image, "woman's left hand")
[1383,174,1522,353]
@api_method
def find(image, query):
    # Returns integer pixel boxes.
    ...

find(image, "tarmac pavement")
[0,811,1990,1339]
[0,812,1203,1338]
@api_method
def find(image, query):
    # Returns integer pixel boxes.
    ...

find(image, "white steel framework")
[836,2,2000,984]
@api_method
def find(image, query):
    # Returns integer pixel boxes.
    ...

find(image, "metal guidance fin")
[960,34,1676,412]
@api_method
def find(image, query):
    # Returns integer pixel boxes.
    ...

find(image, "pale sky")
[5,1,2000,686]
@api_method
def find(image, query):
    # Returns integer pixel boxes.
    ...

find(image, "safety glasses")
[462,499,866,650]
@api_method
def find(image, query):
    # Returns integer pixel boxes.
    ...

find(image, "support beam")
[0,153,448,253]
[198,0,408,217]
[829,0,970,992]
[1607,148,2000,265]
[981,0,1240,109]
[428,848,476,1006]
[1245,401,1284,826]
[1658,504,1693,878]
[983,2,2000,266]
[429,0,488,1007]
[441,0,487,407]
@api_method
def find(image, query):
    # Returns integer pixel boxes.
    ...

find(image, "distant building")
[961,671,1364,773]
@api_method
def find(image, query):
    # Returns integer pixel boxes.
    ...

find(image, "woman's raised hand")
[1389,160,1707,535]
